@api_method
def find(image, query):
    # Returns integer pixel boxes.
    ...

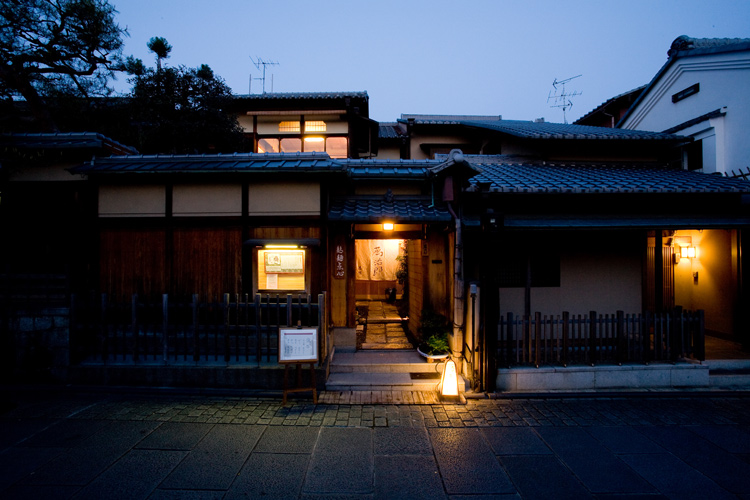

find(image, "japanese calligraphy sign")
[334,244,345,279]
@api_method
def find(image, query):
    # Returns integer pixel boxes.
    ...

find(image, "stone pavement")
[358,300,413,350]
[2,386,750,499]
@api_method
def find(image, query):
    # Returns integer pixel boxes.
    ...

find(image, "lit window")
[326,137,348,158]
[305,121,327,132]
[304,136,325,153]
[280,138,302,153]
[258,138,279,153]
[279,121,300,132]
[258,248,306,291]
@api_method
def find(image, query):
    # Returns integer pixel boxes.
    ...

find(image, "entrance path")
[3,386,750,499]
[358,300,413,350]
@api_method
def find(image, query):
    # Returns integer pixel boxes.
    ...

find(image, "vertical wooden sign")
[334,244,345,279]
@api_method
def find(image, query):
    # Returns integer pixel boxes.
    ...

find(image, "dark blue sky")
[112,0,750,123]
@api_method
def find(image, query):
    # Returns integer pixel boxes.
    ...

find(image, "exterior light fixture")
[265,244,299,249]
[383,223,394,231]
[679,245,697,259]
[439,358,460,402]
[673,235,697,263]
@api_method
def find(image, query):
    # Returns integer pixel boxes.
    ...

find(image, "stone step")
[330,350,441,373]
[709,373,750,388]
[707,359,750,389]
[366,317,406,324]
[326,372,444,392]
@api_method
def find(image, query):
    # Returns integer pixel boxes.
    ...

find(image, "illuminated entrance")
[355,239,406,300]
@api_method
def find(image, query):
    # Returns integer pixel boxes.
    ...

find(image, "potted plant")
[416,309,451,362]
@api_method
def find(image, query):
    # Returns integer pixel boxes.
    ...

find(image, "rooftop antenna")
[250,57,279,94]
[547,75,582,124]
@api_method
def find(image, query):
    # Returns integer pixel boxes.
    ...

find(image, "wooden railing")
[71,293,327,366]
[497,309,705,367]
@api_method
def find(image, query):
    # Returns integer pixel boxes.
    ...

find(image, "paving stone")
[482,427,553,455]
[429,427,515,495]
[535,427,657,494]
[303,427,372,495]
[500,455,593,500]
[160,424,264,490]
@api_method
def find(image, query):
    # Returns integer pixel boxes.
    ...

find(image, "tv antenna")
[547,74,582,124]
[250,57,279,94]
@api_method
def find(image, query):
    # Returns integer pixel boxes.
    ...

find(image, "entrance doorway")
[355,239,406,300]
[355,239,412,350]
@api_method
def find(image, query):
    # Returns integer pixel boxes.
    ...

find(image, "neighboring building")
[618,36,750,175]
[574,86,645,128]
[378,114,684,165]
[228,92,379,159]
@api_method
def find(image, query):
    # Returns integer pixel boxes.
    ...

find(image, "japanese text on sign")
[278,328,318,363]
[334,244,345,279]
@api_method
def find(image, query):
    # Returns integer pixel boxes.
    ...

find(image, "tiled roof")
[399,114,503,124]
[72,152,345,174]
[668,35,750,57]
[342,159,440,179]
[378,122,406,140]
[233,91,368,100]
[574,85,646,125]
[461,120,685,141]
[1,132,138,155]
[469,161,750,194]
[328,198,451,222]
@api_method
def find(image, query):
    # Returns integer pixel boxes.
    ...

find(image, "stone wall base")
[496,362,709,392]
[68,363,327,391]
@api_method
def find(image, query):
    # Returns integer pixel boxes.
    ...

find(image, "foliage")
[395,249,408,298]
[0,0,125,131]
[422,332,450,355]
[418,309,451,354]
[113,38,248,154]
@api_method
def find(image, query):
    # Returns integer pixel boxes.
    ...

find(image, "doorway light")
[383,222,394,231]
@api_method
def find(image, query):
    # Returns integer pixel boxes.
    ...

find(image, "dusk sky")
[111,0,750,123]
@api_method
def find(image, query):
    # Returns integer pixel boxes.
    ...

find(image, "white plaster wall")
[499,247,642,317]
[173,184,242,217]
[621,51,750,174]
[247,182,320,215]
[99,185,165,217]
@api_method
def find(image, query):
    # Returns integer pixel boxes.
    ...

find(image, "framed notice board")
[278,327,318,364]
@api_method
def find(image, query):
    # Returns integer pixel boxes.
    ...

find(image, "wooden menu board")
[278,327,318,364]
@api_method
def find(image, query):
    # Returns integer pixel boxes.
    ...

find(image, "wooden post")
[132,294,139,362]
[534,312,541,368]
[162,294,169,362]
[223,293,230,363]
[254,293,261,365]
[100,293,108,362]
[696,310,706,361]
[192,294,199,362]
[616,310,625,365]
[589,311,597,366]
[562,311,569,367]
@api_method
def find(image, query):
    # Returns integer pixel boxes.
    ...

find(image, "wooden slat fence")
[71,292,327,366]
[497,308,704,367]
